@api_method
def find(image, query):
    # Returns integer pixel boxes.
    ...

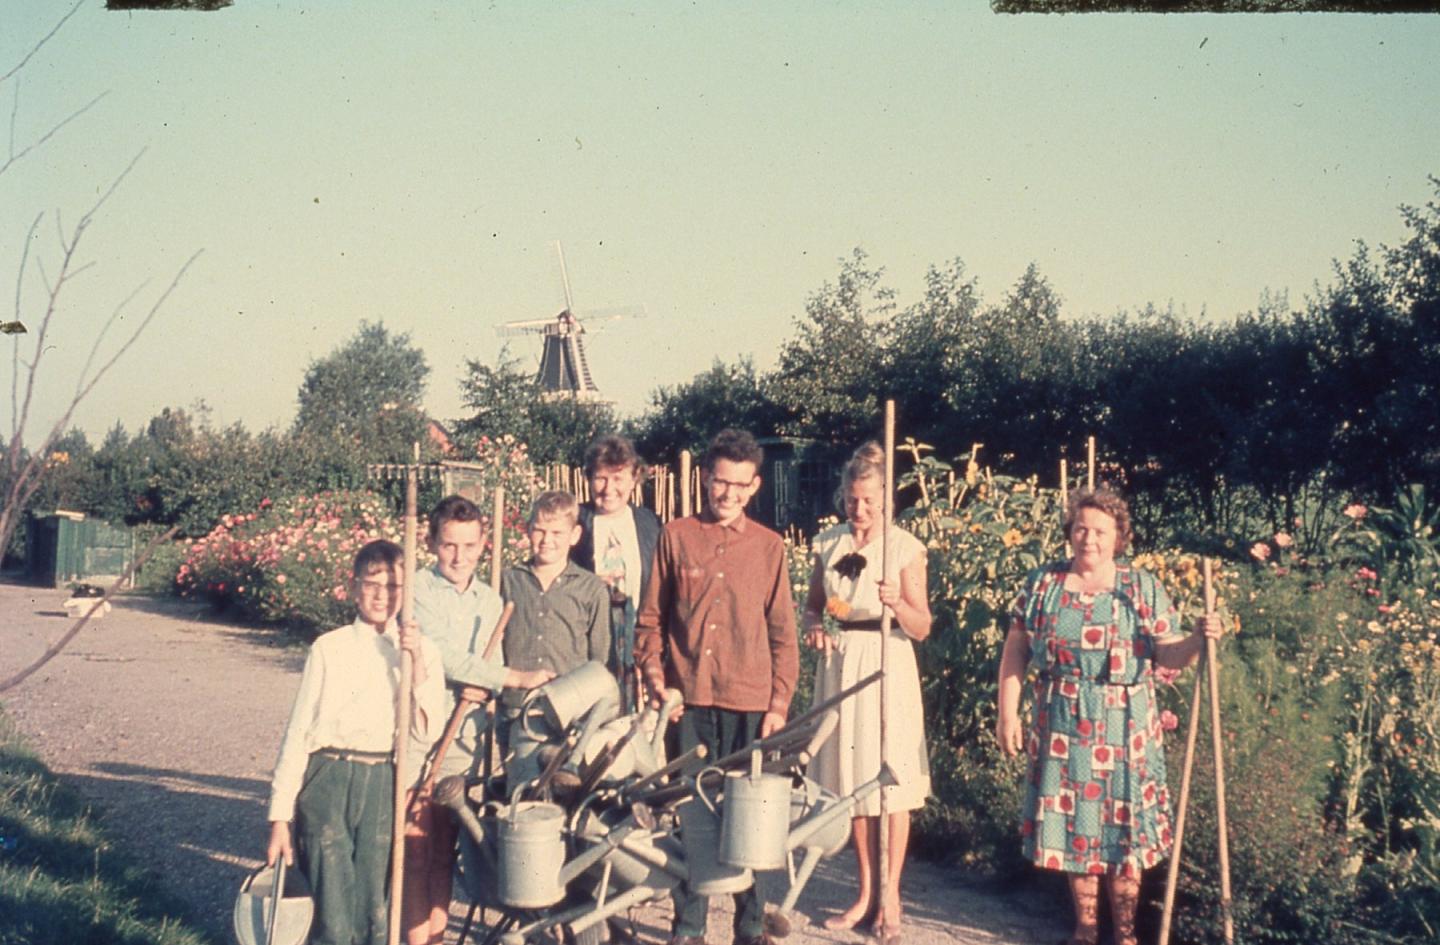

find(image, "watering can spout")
[435,775,498,874]
[785,763,900,853]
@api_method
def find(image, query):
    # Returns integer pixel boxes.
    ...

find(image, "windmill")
[497,243,643,403]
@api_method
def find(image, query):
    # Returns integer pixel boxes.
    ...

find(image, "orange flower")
[825,597,852,620]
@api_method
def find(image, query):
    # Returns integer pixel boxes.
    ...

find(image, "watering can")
[521,661,619,733]
[232,857,313,945]
[700,751,794,871]
[579,689,683,781]
[676,792,755,894]
[496,800,568,908]
[766,762,901,933]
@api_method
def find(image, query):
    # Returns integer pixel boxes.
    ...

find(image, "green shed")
[25,511,134,588]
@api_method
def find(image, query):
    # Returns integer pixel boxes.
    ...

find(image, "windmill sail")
[495,243,643,403]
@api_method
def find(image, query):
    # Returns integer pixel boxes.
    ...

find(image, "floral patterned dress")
[1010,561,1180,877]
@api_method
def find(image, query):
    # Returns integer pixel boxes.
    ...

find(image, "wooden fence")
[541,450,701,523]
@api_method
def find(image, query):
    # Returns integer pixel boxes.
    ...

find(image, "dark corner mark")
[993,0,1440,12]
[106,0,235,11]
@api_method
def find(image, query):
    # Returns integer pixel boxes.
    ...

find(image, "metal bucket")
[232,860,313,945]
[703,763,791,870]
[497,801,566,908]
[676,796,753,894]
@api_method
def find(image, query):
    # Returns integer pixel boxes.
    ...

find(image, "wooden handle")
[388,450,420,945]
[1202,558,1235,944]
[490,485,506,592]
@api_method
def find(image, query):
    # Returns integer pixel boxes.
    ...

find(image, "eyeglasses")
[358,580,403,595]
[710,477,756,492]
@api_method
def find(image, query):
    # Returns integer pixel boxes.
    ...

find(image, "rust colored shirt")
[636,511,799,716]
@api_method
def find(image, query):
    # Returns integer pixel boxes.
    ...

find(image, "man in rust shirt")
[636,428,799,945]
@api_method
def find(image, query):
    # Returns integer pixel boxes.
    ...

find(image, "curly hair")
[1064,486,1133,555]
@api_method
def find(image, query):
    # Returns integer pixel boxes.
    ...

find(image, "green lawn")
[0,708,214,945]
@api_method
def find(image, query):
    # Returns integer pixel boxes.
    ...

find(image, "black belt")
[837,619,884,631]
[314,747,393,765]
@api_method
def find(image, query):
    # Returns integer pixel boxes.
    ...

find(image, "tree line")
[7,179,1437,558]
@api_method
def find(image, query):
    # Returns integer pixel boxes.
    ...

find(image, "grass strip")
[0,707,214,945]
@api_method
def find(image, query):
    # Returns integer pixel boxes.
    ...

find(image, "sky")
[3,2,1438,445]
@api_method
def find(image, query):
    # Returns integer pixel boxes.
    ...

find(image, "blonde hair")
[529,490,579,527]
[835,441,885,512]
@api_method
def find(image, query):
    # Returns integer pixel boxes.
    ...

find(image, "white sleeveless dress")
[806,523,931,816]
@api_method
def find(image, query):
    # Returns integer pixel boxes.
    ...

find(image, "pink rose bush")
[177,490,404,635]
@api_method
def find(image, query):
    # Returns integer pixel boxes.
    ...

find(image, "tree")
[769,249,892,443]
[631,357,784,463]
[293,321,431,467]
[455,347,616,465]
[0,2,200,566]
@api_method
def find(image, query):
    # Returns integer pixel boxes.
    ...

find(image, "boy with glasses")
[265,540,446,945]
[636,428,799,945]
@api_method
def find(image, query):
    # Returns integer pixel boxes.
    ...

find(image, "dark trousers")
[672,706,767,941]
[295,754,394,945]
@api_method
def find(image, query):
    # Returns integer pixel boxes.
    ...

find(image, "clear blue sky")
[4,2,1437,444]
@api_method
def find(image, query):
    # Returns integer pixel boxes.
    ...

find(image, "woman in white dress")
[802,442,932,941]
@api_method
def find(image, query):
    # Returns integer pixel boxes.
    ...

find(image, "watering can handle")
[266,857,285,945]
[518,688,549,741]
[695,765,723,815]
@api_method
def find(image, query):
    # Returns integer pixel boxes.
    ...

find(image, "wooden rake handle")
[410,602,515,813]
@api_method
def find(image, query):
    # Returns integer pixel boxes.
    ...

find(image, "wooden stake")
[679,450,693,518]
[490,485,506,593]
[388,444,419,945]
[1204,558,1235,944]
[1086,436,1096,490]
[1059,458,1069,509]
[878,399,896,924]
[1157,655,1205,945]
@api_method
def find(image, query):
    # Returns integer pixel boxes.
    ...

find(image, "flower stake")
[1157,558,1234,945]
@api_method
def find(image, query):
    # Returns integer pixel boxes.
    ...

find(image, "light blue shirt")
[414,565,507,691]
[410,565,506,779]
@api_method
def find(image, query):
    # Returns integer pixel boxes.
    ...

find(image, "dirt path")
[0,582,1063,945]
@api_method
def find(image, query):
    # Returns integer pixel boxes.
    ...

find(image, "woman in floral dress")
[996,488,1222,945]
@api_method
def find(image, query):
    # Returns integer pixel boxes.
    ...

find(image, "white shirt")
[591,508,643,613]
[267,619,445,821]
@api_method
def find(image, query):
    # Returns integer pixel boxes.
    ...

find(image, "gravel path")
[0,581,1063,945]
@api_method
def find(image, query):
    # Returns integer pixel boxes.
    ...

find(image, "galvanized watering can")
[699,751,794,870]
[578,689,683,781]
[521,661,619,733]
[676,794,754,894]
[232,858,313,945]
[497,800,568,908]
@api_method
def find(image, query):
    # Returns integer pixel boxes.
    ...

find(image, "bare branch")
[69,249,204,409]
[10,212,42,440]
[73,279,149,398]
[13,151,147,452]
[0,90,108,179]
[0,0,85,87]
